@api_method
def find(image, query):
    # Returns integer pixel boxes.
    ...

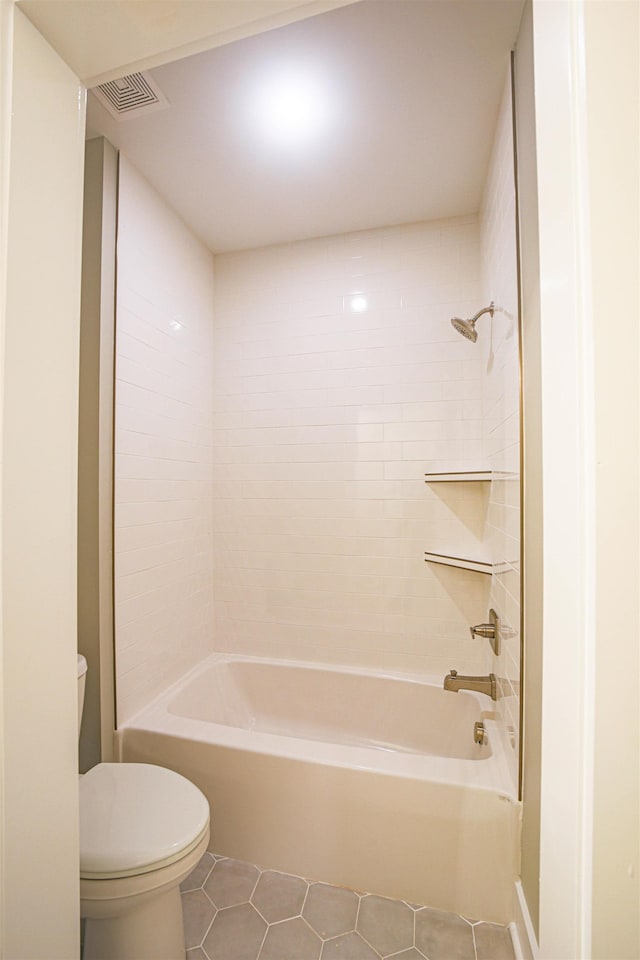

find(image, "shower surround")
[114,68,521,798]
[115,156,215,723]
[115,183,494,722]
[211,216,491,679]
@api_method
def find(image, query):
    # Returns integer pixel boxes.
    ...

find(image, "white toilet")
[77,655,210,960]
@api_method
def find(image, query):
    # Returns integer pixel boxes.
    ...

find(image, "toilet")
[77,655,210,960]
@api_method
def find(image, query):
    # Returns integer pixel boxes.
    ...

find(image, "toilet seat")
[80,763,210,880]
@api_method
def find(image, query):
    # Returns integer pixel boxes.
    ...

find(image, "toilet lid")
[80,763,210,879]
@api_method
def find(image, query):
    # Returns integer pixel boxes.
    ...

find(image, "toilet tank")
[77,654,88,736]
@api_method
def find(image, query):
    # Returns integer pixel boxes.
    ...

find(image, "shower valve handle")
[469,609,501,656]
[469,623,495,640]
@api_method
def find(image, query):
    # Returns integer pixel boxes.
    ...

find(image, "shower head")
[450,302,494,343]
[451,316,479,342]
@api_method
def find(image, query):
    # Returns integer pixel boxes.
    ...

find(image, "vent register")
[93,71,169,121]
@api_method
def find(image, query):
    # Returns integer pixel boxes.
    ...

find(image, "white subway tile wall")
[480,72,521,790]
[113,96,521,730]
[114,157,215,723]
[211,217,491,675]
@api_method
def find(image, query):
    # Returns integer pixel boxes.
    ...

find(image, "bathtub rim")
[118,652,517,800]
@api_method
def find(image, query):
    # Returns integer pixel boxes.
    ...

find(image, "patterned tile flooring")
[181,854,515,960]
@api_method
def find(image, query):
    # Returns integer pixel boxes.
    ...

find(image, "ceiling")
[86,0,524,253]
[19,0,353,86]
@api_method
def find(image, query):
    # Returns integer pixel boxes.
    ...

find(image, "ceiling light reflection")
[350,295,368,312]
[251,68,331,150]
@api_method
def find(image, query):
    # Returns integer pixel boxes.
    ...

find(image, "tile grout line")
[357,918,383,959]
[198,903,217,954]
[471,922,479,960]
[413,905,419,957]
[252,864,268,960]
[182,853,218,953]
[255,922,269,960]
[354,891,363,931]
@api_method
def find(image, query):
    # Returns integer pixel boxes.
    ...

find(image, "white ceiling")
[87,0,524,253]
[19,0,353,85]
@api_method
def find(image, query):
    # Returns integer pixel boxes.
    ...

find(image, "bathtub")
[117,654,520,923]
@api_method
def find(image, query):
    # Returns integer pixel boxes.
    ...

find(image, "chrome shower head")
[450,302,494,343]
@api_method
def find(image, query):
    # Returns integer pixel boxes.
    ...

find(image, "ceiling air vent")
[93,71,169,121]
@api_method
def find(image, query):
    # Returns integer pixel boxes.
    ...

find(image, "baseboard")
[510,881,539,960]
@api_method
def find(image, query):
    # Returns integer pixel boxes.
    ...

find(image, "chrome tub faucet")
[444,669,498,701]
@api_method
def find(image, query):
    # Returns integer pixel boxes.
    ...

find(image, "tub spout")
[444,669,498,701]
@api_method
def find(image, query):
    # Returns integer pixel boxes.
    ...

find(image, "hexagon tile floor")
[181,854,516,960]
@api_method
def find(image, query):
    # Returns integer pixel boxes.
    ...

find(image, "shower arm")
[471,303,495,323]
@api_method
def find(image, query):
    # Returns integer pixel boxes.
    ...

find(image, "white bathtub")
[117,654,519,923]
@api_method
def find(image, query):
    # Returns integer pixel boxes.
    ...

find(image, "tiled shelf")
[424,471,492,482]
[424,551,493,575]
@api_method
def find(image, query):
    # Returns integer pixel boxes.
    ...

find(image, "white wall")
[0,2,11,950]
[532,1,639,957]
[480,69,521,793]
[1,6,85,957]
[533,3,597,952]
[212,219,491,675]
[114,156,215,723]
[584,2,639,956]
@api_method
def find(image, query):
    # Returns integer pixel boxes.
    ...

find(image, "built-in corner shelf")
[424,470,492,483]
[424,551,493,575]
[423,468,493,574]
